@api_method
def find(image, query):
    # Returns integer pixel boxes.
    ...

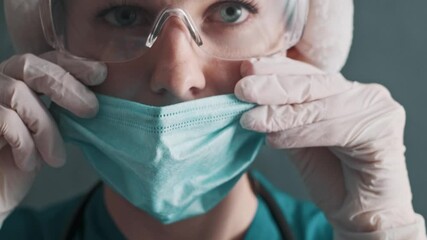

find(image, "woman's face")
[62,0,288,106]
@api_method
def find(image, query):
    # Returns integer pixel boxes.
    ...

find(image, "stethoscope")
[62,172,294,240]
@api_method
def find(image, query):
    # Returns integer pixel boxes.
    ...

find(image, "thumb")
[40,51,108,86]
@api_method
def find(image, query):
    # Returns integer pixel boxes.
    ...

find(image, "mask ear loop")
[145,8,203,48]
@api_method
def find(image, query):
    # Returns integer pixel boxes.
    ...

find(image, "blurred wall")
[0,0,426,223]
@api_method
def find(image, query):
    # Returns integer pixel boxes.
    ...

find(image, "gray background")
[0,0,426,225]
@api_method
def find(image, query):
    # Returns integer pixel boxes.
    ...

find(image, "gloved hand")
[0,51,107,226]
[235,56,426,239]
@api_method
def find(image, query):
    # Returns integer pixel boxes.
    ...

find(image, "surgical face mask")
[39,0,308,62]
[50,94,265,224]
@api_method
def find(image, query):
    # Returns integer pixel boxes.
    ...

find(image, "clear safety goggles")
[39,0,308,63]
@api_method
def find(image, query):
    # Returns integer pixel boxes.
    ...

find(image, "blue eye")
[214,3,250,24]
[219,4,248,23]
[103,6,144,27]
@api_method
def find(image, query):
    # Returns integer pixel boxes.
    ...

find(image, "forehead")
[63,0,284,21]
[66,0,269,10]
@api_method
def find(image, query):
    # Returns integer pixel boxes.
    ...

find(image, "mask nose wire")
[146,8,204,48]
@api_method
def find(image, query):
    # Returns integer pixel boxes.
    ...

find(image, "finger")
[240,82,396,133]
[0,54,99,118]
[0,78,67,168]
[0,144,38,209]
[240,100,325,133]
[40,51,107,86]
[287,148,346,212]
[265,101,404,150]
[240,56,324,77]
[0,105,41,172]
[235,73,354,105]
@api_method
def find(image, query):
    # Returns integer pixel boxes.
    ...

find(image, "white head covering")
[4,0,353,72]
[295,0,354,72]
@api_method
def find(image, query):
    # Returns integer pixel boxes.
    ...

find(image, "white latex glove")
[235,56,427,239]
[0,51,107,226]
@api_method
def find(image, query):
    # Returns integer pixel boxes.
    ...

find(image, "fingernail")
[240,113,257,130]
[234,82,245,101]
[234,79,253,102]
[89,63,108,85]
[240,60,252,76]
[80,92,99,118]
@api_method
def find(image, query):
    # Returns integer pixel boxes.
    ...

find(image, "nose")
[148,17,206,102]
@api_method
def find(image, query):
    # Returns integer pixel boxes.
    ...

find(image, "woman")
[0,0,425,239]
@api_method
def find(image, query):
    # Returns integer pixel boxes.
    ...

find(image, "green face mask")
[50,94,265,224]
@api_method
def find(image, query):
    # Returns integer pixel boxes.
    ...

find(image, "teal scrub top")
[0,171,333,240]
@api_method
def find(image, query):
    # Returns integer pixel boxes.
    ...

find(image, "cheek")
[203,59,243,95]
[90,62,149,99]
[91,58,243,100]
